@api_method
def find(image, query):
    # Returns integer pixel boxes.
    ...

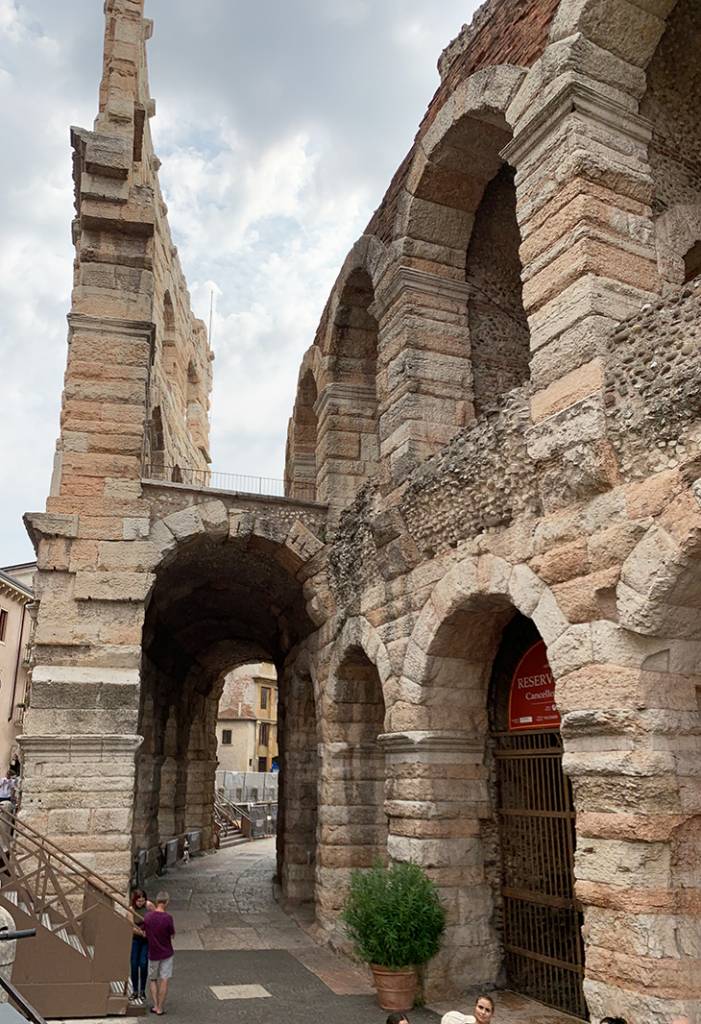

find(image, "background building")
[215,662,278,773]
[0,564,34,772]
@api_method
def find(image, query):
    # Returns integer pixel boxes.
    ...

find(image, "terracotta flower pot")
[370,964,418,1011]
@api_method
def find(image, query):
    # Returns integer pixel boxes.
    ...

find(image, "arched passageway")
[132,529,318,894]
[488,615,585,1019]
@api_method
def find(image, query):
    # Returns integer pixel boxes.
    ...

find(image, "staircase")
[0,809,137,1019]
[214,792,249,848]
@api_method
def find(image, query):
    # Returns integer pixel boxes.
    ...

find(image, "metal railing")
[142,463,316,502]
[216,769,279,805]
[0,810,133,1017]
[214,790,276,841]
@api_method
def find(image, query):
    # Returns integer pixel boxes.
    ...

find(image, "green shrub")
[341,861,446,969]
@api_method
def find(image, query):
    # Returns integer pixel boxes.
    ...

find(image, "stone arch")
[133,499,328,874]
[549,0,678,70]
[318,267,380,504]
[396,66,527,265]
[638,1,701,287]
[387,553,580,998]
[285,357,321,502]
[393,67,530,425]
[396,554,571,728]
[617,484,701,639]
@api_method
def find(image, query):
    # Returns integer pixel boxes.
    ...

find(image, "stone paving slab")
[140,840,577,1024]
[291,944,374,996]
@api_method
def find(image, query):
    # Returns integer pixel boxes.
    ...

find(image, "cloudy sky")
[0,0,478,566]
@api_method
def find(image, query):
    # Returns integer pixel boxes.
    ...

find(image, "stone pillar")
[18,735,141,891]
[381,731,501,1000]
[279,670,319,903]
[315,382,379,512]
[556,650,700,1023]
[183,759,218,850]
[374,268,473,483]
[157,709,179,839]
[503,80,662,508]
[315,740,388,936]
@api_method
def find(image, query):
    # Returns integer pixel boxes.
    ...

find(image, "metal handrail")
[142,463,317,502]
[8,814,131,918]
[215,791,250,828]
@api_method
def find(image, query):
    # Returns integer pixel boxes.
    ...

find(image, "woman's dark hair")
[130,888,148,907]
[386,1014,409,1024]
[601,1018,627,1024]
[475,994,495,1011]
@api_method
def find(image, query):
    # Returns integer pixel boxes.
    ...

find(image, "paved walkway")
[57,838,582,1023]
[145,838,437,1024]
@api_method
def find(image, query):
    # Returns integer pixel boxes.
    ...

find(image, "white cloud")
[0,0,478,565]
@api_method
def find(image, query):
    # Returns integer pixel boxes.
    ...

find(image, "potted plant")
[341,860,446,1011]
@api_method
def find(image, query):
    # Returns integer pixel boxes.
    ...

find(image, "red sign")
[508,640,560,732]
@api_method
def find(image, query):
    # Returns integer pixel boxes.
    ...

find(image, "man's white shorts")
[148,957,173,981]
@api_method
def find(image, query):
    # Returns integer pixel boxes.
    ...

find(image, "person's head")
[386,1014,409,1024]
[131,888,148,908]
[155,890,170,908]
[4,770,11,780]
[601,1018,627,1024]
[474,995,495,1024]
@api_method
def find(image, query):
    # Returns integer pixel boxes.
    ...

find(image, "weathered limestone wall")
[21,0,212,888]
[284,1,700,1020]
[23,2,701,1023]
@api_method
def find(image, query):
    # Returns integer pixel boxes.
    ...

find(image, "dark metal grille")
[494,730,588,1019]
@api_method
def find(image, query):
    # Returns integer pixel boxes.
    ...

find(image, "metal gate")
[494,729,587,1019]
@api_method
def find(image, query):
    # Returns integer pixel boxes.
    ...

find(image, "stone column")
[503,81,662,508]
[374,268,473,483]
[18,734,141,892]
[315,382,379,512]
[279,670,319,903]
[315,740,388,937]
[183,759,218,851]
[557,651,701,1024]
[381,730,501,1000]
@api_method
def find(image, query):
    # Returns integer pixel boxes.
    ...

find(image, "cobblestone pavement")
[58,839,580,1023]
[141,838,440,1024]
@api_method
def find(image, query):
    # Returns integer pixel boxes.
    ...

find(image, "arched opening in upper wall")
[466,164,530,416]
[285,368,319,501]
[399,68,530,425]
[641,0,701,287]
[320,268,379,506]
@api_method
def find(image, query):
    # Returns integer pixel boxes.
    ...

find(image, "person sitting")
[442,992,498,1024]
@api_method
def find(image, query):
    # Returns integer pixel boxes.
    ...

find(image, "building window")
[260,686,270,710]
[259,722,270,747]
[258,756,268,772]
[0,609,7,643]
[222,729,232,745]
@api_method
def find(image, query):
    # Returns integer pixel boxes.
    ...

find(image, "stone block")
[163,507,204,541]
[74,570,154,602]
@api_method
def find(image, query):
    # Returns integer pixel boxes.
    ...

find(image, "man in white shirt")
[0,771,16,802]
